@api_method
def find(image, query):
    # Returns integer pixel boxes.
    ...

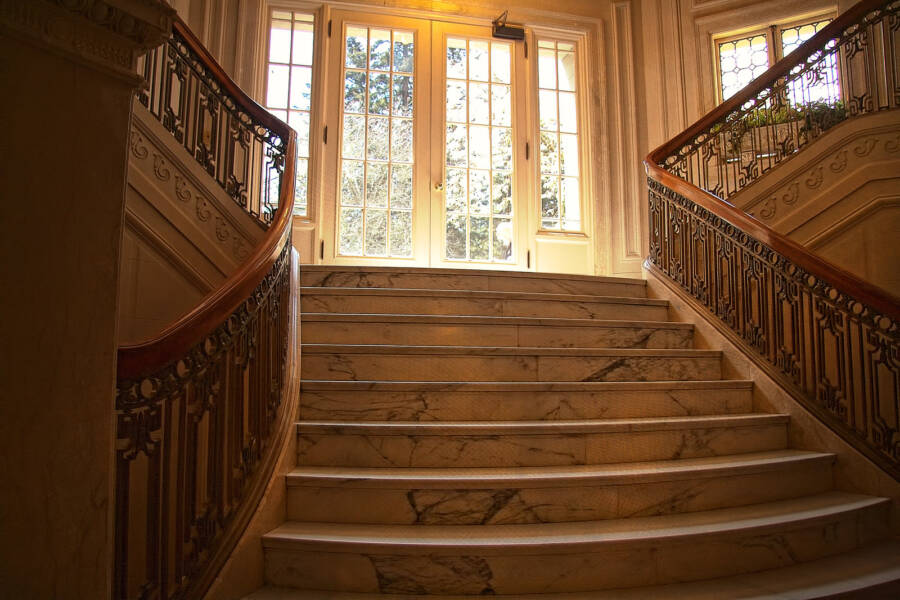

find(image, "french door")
[321,11,531,269]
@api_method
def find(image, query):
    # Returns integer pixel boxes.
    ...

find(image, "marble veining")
[368,554,495,595]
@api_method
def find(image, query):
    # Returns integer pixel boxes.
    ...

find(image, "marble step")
[298,380,754,421]
[285,450,835,525]
[261,492,890,594]
[300,265,647,297]
[247,538,900,598]
[301,314,693,349]
[300,345,722,382]
[300,288,669,321]
[296,414,789,468]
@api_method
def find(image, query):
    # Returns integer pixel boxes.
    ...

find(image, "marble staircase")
[253,266,900,598]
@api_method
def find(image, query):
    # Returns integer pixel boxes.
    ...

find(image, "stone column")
[0,1,172,597]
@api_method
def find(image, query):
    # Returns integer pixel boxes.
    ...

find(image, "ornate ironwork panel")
[114,236,292,600]
[137,29,287,226]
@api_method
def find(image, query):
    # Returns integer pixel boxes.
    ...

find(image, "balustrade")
[646,0,900,479]
[115,17,298,600]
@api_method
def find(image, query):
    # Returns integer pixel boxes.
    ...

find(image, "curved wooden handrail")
[645,0,900,320]
[117,17,298,381]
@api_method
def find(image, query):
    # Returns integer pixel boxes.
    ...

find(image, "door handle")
[434,182,444,191]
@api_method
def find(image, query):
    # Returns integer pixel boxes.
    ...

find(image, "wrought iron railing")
[646,0,900,480]
[115,18,298,600]
[137,20,286,226]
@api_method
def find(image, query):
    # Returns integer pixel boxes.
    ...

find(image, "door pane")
[338,26,415,257]
[443,37,514,263]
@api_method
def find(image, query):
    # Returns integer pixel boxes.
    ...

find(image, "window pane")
[292,21,314,65]
[269,20,291,63]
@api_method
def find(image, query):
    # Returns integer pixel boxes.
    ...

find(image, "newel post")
[0,1,172,597]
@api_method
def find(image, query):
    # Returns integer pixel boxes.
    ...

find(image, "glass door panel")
[432,23,529,269]
[443,37,515,262]
[338,26,415,258]
[322,12,432,266]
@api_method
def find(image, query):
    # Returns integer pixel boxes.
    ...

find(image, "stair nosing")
[262,492,887,554]
[300,313,692,329]
[300,344,720,357]
[298,380,754,391]
[285,450,835,489]
[299,264,647,286]
[295,413,789,436]
[300,286,667,305]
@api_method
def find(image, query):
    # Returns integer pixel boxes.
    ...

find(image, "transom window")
[715,15,834,101]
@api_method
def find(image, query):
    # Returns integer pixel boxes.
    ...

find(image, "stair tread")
[262,491,886,551]
[296,413,788,435]
[300,286,667,304]
[300,264,647,286]
[286,449,834,487]
[299,379,753,391]
[301,344,718,357]
[246,539,900,599]
[301,313,691,329]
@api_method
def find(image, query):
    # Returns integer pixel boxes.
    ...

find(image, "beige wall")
[118,102,267,344]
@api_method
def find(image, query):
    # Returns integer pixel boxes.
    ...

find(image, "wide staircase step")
[286,450,834,525]
[253,266,894,597]
[300,345,722,382]
[247,539,900,599]
[301,314,694,348]
[300,265,647,297]
[300,287,669,320]
[298,380,754,421]
[261,492,889,594]
[296,414,789,468]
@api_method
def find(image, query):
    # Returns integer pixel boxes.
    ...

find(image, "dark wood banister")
[645,0,900,320]
[117,16,297,381]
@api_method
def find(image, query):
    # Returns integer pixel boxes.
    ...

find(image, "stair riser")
[302,321,693,349]
[300,352,721,382]
[298,388,753,421]
[301,270,646,297]
[296,423,787,468]
[301,295,669,320]
[264,502,888,593]
[286,461,833,524]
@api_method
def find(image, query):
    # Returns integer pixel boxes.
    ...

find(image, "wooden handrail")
[117,16,298,381]
[645,0,900,321]
[170,18,288,136]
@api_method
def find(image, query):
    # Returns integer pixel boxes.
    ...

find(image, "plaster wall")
[117,102,267,343]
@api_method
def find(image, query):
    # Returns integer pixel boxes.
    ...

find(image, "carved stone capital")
[0,0,175,85]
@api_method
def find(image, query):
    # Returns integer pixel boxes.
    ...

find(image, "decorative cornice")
[0,0,173,84]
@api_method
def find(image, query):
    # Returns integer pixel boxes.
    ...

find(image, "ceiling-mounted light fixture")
[492,10,525,41]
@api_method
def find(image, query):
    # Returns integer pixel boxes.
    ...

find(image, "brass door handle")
[434,182,444,191]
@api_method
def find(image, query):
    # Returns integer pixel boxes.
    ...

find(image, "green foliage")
[713,100,847,156]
